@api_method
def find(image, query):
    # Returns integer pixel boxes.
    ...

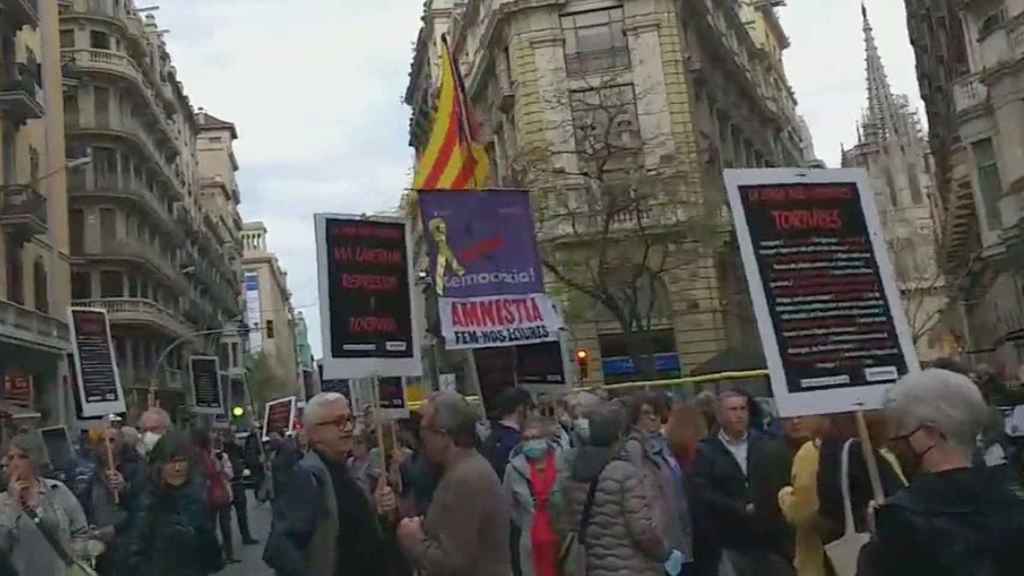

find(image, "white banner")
[439,293,563,349]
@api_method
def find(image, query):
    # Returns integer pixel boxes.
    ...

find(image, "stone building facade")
[406,0,814,385]
[60,0,241,419]
[906,0,1024,381]
[240,222,299,398]
[841,7,953,362]
[0,0,71,430]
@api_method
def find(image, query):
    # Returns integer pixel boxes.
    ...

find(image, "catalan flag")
[413,36,490,190]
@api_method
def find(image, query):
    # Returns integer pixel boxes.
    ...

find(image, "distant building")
[841,6,954,362]
[294,312,315,400]
[241,222,299,395]
[905,0,1024,379]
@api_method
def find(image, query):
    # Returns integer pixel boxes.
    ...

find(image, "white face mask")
[574,418,590,443]
[142,431,163,454]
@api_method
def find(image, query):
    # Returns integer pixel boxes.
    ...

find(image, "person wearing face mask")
[504,417,566,576]
[138,407,172,456]
[858,369,1024,576]
[123,431,223,576]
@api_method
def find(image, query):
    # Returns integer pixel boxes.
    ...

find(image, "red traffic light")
[575,349,589,380]
[576,349,588,360]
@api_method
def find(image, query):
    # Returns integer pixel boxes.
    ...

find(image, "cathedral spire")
[861,3,901,144]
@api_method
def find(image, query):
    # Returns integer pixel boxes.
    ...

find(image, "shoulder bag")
[824,439,871,576]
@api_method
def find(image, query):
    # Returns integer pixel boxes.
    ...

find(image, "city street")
[221,496,273,576]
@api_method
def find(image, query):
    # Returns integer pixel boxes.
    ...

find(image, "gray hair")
[885,369,988,454]
[303,392,350,428]
[429,391,478,448]
[121,426,140,448]
[139,407,171,430]
[4,432,49,473]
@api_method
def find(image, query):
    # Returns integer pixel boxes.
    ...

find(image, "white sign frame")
[68,307,126,418]
[315,213,423,380]
[262,396,297,441]
[723,168,920,417]
[189,356,223,415]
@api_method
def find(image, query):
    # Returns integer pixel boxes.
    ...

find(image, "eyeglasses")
[314,415,352,430]
[889,425,925,444]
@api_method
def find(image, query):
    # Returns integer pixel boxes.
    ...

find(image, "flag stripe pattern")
[413,38,490,190]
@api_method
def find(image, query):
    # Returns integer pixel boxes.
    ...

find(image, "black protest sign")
[190,356,223,415]
[69,308,125,417]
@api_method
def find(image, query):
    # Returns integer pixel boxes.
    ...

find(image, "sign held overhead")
[69,307,126,418]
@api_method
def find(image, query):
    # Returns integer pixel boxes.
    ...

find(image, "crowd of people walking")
[0,364,1021,575]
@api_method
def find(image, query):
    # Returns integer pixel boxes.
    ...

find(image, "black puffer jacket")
[859,466,1024,576]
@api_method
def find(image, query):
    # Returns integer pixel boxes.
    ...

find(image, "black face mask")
[890,426,935,480]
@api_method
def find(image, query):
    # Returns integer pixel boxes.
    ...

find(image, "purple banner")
[418,189,544,298]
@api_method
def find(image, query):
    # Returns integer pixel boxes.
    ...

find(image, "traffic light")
[575,349,589,380]
[232,405,245,418]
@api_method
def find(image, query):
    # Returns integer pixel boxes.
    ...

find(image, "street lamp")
[148,317,247,408]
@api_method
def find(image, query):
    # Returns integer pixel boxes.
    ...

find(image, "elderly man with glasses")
[263,392,403,576]
[860,368,1024,576]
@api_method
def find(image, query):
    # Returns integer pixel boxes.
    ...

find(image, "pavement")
[219,492,274,576]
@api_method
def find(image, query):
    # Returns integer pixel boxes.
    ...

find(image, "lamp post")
[147,319,246,409]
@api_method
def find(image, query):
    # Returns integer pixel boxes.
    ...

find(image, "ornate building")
[841,6,953,362]
[406,0,815,385]
[60,0,241,420]
[905,0,1024,380]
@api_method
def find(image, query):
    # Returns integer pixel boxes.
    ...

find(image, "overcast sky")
[159,0,920,359]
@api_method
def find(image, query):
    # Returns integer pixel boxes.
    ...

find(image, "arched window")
[33,258,47,313]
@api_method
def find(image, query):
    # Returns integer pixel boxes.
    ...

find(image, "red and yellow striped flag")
[413,37,490,190]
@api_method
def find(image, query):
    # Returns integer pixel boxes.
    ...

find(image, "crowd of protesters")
[0,362,1022,575]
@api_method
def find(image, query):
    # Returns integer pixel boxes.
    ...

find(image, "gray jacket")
[503,446,566,576]
[0,478,89,576]
[559,450,669,576]
[624,430,694,560]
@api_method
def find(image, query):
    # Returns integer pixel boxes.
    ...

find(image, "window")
[33,259,47,313]
[266,319,275,339]
[70,209,85,254]
[127,274,139,298]
[972,138,1004,229]
[908,163,924,205]
[60,30,75,49]
[64,93,79,129]
[979,7,1008,39]
[5,235,23,305]
[885,164,899,208]
[94,147,116,188]
[89,31,110,50]
[71,271,91,300]
[94,86,110,128]
[570,84,640,161]
[100,271,122,298]
[562,8,629,77]
[100,208,117,249]
[1,121,15,185]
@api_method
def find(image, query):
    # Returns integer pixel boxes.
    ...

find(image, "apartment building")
[60,0,241,420]
[241,222,299,397]
[841,7,954,362]
[906,0,1024,380]
[0,0,70,430]
[406,0,813,385]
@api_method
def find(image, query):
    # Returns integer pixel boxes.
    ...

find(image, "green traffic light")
[232,406,245,417]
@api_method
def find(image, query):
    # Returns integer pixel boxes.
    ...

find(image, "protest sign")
[418,189,563,349]
[68,308,125,417]
[190,356,223,415]
[724,168,919,417]
[40,426,74,473]
[315,214,422,380]
[262,396,296,440]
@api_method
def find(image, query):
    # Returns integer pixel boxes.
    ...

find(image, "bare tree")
[507,75,723,379]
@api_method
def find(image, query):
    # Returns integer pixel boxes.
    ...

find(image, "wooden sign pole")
[105,417,120,505]
[855,409,885,505]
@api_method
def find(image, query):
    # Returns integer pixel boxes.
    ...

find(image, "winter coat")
[503,447,565,576]
[81,449,147,574]
[123,478,222,576]
[0,478,89,576]
[577,451,669,576]
[858,466,1024,576]
[484,421,522,479]
[623,430,693,560]
[405,450,512,576]
[778,440,826,576]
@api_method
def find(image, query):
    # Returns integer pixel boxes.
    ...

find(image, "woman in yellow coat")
[778,417,829,576]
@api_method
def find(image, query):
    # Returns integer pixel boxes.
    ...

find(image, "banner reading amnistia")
[419,189,563,349]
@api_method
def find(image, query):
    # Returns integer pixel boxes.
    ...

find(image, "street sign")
[724,168,919,417]
[68,307,126,418]
[189,356,223,415]
[315,214,423,380]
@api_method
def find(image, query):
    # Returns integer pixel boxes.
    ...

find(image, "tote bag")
[824,439,871,576]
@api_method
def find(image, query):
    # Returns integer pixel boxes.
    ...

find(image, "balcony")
[0,184,47,242]
[0,68,45,125]
[0,299,69,353]
[1,0,39,29]
[80,239,190,296]
[70,186,184,244]
[61,49,177,149]
[953,73,989,116]
[73,298,194,339]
